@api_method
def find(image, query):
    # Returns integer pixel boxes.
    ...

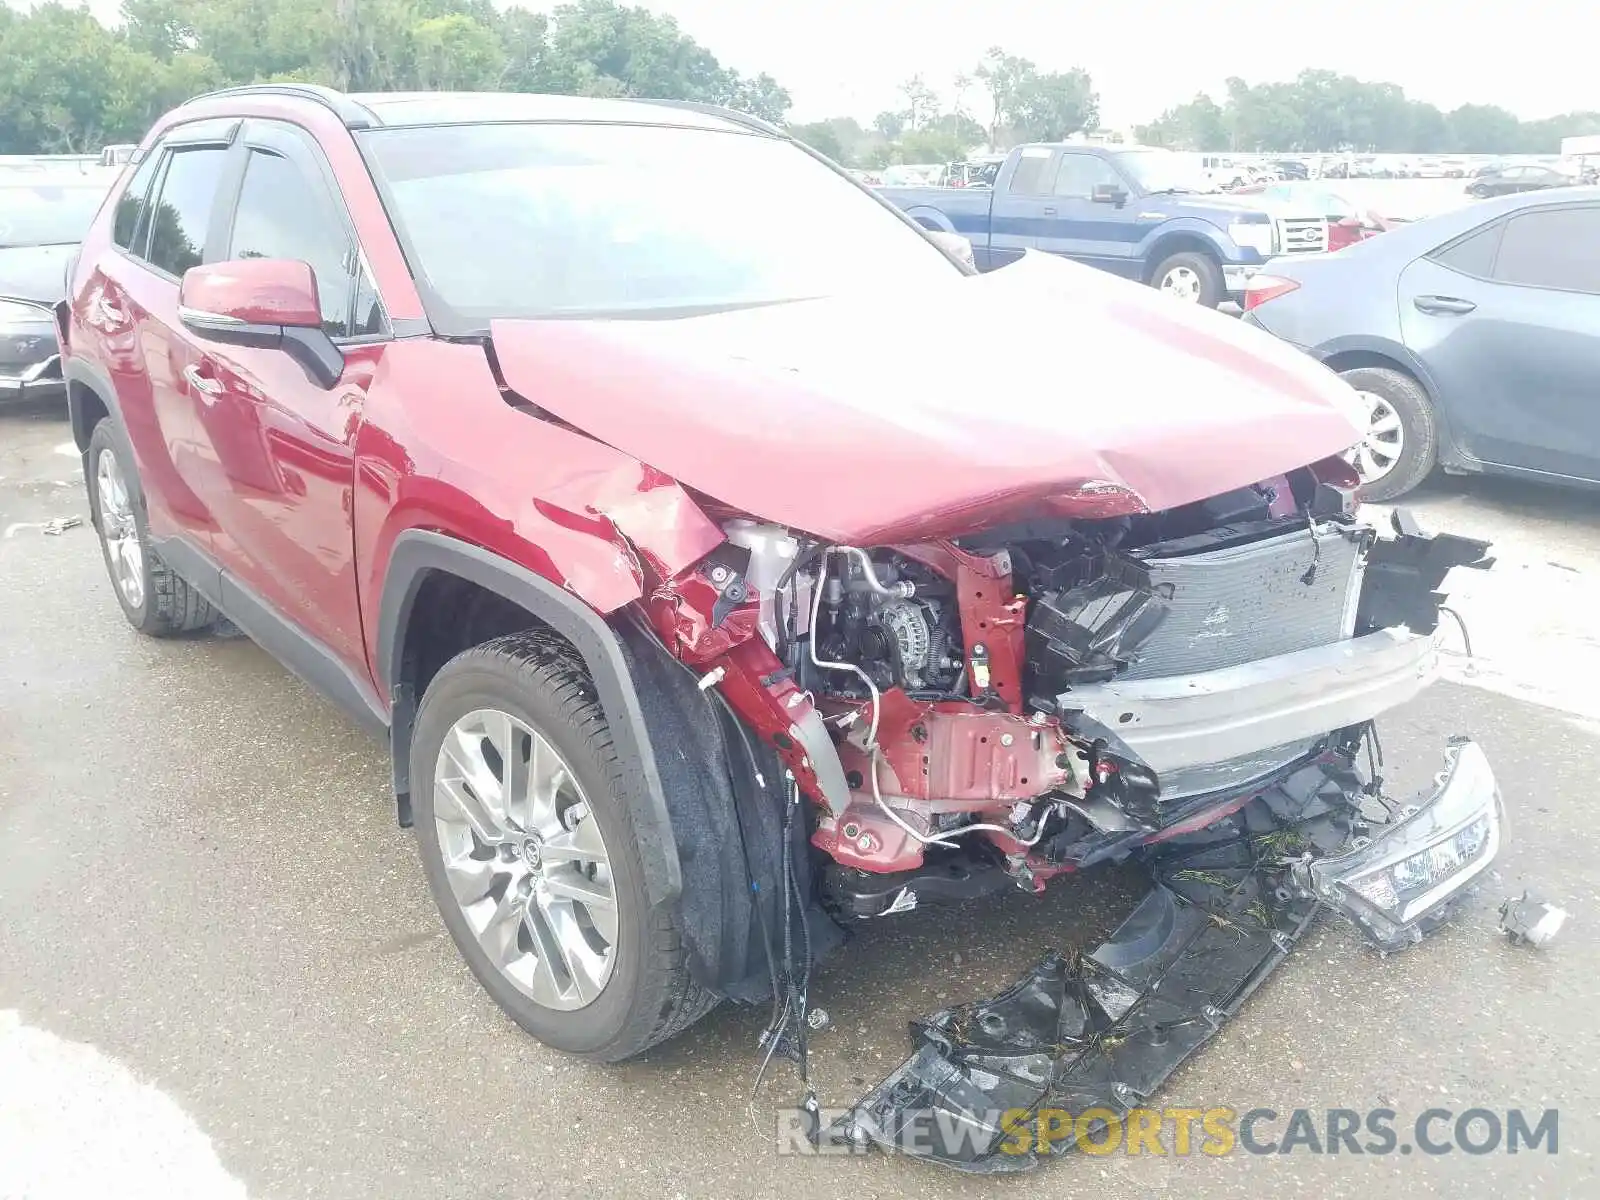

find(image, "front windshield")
[0,183,106,247]
[359,122,960,331]
[1116,151,1216,194]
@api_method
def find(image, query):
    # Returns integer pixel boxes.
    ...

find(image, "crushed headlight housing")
[1297,738,1500,951]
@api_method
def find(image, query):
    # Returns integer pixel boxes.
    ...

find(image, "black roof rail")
[636,98,783,137]
[188,84,381,130]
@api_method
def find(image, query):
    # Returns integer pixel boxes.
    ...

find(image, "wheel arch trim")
[64,356,125,453]
[376,529,683,904]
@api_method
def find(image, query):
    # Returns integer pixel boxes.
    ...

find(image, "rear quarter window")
[144,146,230,277]
[1008,149,1055,195]
[1429,221,1504,278]
[112,153,161,253]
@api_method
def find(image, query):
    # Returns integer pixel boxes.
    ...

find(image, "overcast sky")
[31,0,1591,127]
[527,0,1590,126]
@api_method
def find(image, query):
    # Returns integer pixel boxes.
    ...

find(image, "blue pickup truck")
[879,144,1329,308]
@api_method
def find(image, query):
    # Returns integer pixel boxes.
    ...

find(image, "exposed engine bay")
[642,456,1503,1170]
[650,457,1493,926]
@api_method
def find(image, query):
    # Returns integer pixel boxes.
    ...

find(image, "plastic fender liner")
[615,618,843,998]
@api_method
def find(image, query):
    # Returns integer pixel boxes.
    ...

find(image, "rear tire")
[1150,251,1224,307]
[411,630,719,1062]
[87,418,218,636]
[1337,366,1439,502]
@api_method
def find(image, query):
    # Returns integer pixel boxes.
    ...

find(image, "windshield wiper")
[1143,187,1201,196]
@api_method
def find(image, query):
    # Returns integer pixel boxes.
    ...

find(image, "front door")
[185,120,386,674]
[1036,151,1145,279]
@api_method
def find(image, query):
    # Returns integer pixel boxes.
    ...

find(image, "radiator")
[1121,524,1365,681]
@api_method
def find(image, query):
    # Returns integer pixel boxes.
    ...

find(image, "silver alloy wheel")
[95,447,144,609]
[1348,390,1405,483]
[1159,265,1202,302]
[433,708,617,1010]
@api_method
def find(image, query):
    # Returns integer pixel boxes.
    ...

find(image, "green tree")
[1445,103,1525,153]
[789,120,845,162]
[872,109,906,140]
[900,74,938,131]
[727,72,791,124]
[411,13,504,90]
[1009,68,1097,141]
[973,47,1033,146]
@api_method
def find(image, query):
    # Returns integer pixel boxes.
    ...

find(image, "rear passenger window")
[1492,207,1600,294]
[228,149,357,337]
[1008,149,1056,195]
[112,152,160,253]
[1430,222,1503,277]
[145,147,230,277]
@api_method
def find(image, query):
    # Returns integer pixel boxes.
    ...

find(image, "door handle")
[1413,295,1476,315]
[183,363,222,396]
[1043,206,1058,216]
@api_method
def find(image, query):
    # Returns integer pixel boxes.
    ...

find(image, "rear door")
[104,124,238,552]
[1036,151,1143,278]
[986,147,1058,267]
[186,119,383,671]
[1399,203,1600,478]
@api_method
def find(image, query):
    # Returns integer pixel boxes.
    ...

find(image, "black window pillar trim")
[376,529,684,906]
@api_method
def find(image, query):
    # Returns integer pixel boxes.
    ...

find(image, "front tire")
[411,630,719,1061]
[1337,366,1439,501]
[1150,251,1224,307]
[87,417,217,636]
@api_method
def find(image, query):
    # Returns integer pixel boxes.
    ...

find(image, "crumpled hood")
[490,252,1363,543]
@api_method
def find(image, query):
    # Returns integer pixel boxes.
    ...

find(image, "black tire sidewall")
[86,418,159,632]
[1151,251,1224,308]
[1338,366,1439,502]
[410,653,654,1058]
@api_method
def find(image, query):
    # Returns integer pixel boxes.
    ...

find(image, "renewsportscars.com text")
[778,1106,1560,1158]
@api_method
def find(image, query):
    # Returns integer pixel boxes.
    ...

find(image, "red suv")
[63,87,1500,1126]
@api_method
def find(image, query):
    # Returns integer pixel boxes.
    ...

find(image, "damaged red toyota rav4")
[63,87,1501,1170]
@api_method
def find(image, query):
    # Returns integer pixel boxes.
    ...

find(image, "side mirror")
[179,259,343,389]
[1091,183,1127,206]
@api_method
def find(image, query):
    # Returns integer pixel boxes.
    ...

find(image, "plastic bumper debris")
[1498,892,1567,948]
[830,812,1321,1171]
[827,738,1499,1172]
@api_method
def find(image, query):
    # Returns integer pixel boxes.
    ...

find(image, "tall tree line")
[1134,71,1600,155]
[0,0,791,153]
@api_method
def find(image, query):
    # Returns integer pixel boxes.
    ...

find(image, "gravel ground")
[2,404,1596,1199]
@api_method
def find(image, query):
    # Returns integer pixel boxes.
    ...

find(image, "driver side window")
[227,148,379,338]
[1053,154,1122,198]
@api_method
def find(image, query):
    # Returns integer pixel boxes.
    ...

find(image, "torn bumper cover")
[829,739,1502,1171]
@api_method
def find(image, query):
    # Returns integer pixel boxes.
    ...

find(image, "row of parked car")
[6,127,1598,512]
[870,140,1600,502]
